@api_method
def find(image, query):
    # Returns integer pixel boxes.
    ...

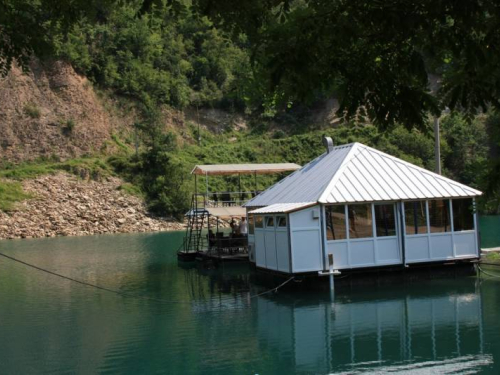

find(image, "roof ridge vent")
[322,136,334,153]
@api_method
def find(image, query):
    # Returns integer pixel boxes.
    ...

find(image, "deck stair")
[183,195,208,254]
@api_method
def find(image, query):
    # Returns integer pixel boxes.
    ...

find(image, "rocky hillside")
[0,61,125,162]
[0,173,184,239]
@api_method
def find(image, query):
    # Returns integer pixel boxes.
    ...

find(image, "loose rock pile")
[0,173,184,239]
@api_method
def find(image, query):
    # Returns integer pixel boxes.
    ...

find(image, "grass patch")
[0,181,32,211]
[117,182,143,197]
[0,158,114,181]
[482,252,500,264]
[111,133,132,154]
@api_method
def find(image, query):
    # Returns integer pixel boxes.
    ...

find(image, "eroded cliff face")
[0,61,121,162]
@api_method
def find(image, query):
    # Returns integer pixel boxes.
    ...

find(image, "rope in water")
[0,252,293,304]
[478,265,500,278]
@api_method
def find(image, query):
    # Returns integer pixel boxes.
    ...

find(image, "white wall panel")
[326,241,349,269]
[376,237,400,263]
[430,234,453,259]
[276,230,290,273]
[454,232,477,257]
[255,229,266,268]
[264,230,278,270]
[350,240,375,266]
[290,206,323,273]
[405,236,430,263]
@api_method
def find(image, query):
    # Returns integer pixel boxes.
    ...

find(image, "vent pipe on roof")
[323,136,334,153]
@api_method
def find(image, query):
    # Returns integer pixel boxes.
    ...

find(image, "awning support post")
[205,172,209,206]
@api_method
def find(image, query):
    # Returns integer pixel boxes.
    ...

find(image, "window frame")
[374,203,397,238]
[325,204,348,241]
[347,203,374,240]
[248,214,255,235]
[277,216,287,228]
[404,200,429,236]
[255,215,264,229]
[428,199,451,234]
[265,216,275,228]
[452,198,475,232]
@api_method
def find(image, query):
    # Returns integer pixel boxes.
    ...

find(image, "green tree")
[193,0,500,128]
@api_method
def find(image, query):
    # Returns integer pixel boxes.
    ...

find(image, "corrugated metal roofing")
[249,202,316,214]
[191,163,301,175]
[245,142,482,207]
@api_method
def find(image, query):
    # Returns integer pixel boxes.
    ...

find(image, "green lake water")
[0,218,500,374]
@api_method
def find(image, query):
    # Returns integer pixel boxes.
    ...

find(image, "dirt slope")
[0,61,121,162]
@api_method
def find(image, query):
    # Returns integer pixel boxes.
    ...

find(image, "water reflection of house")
[256,282,490,373]
[246,138,481,275]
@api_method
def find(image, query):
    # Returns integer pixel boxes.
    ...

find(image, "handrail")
[192,191,263,208]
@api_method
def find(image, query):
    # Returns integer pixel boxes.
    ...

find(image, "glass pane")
[248,215,255,234]
[278,216,287,227]
[429,199,451,233]
[452,198,474,231]
[255,216,263,228]
[325,205,347,240]
[266,216,274,227]
[348,204,373,239]
[375,204,396,237]
[404,201,428,235]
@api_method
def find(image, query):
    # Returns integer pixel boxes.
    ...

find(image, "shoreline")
[0,173,185,240]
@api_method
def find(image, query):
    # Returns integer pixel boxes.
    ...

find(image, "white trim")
[293,227,322,232]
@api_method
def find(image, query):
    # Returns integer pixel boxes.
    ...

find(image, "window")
[375,204,396,237]
[429,199,451,233]
[325,205,347,240]
[277,216,287,227]
[255,216,263,228]
[248,215,255,234]
[452,198,474,231]
[348,204,373,239]
[266,216,274,228]
[404,201,428,235]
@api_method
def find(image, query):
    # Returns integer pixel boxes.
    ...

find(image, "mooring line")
[250,277,295,298]
[0,252,293,304]
[478,266,500,279]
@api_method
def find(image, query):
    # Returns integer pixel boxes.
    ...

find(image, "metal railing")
[193,191,262,208]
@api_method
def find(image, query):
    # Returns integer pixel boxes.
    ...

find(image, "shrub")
[23,103,41,119]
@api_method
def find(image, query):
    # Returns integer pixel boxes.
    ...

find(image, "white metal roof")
[191,163,301,176]
[249,202,316,214]
[245,142,482,207]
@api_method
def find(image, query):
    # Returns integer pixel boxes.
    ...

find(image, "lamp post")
[434,116,441,175]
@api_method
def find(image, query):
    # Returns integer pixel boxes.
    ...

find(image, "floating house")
[245,138,481,275]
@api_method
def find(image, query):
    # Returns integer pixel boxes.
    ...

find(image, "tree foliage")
[55,3,251,110]
[193,0,500,129]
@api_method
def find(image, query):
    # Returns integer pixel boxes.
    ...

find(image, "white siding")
[290,206,323,273]
[404,200,478,264]
[276,220,291,273]
[324,203,402,270]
